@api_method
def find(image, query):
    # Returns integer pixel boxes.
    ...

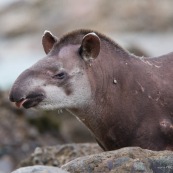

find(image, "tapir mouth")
[15,94,45,109]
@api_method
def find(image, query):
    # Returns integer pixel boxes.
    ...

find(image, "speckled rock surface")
[11,166,69,173]
[61,147,173,173]
[20,143,102,167]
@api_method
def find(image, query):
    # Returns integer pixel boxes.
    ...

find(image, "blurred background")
[0,0,173,172]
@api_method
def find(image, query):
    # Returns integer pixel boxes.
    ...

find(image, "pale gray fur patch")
[37,70,92,110]
[137,81,145,93]
[23,78,45,97]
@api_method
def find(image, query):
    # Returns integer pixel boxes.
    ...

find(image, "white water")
[0,35,44,90]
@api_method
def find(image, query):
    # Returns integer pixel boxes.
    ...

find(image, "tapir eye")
[53,72,66,79]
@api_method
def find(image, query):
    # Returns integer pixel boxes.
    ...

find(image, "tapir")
[9,29,173,151]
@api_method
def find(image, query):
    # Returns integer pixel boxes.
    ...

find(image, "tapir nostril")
[9,90,25,103]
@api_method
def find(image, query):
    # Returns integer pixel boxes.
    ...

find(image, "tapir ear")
[42,30,58,54]
[80,32,100,61]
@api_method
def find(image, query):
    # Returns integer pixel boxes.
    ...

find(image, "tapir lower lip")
[22,96,45,109]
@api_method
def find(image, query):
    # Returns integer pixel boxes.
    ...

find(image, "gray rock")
[20,143,102,167]
[0,155,14,173]
[11,165,69,173]
[61,147,173,173]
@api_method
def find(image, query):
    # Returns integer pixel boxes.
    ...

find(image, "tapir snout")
[9,88,45,108]
[9,69,45,108]
[9,30,98,110]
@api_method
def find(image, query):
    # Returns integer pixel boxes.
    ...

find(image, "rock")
[11,165,69,173]
[61,147,173,173]
[20,143,102,167]
[0,155,14,173]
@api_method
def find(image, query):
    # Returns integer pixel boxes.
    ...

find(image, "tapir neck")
[69,47,147,150]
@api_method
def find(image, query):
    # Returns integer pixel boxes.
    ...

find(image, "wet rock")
[11,165,69,173]
[61,147,173,173]
[20,143,102,167]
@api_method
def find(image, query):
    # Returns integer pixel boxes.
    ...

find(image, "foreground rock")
[12,166,68,173]
[18,144,173,173]
[21,143,102,167]
[62,147,173,173]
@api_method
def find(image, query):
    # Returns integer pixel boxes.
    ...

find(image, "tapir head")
[9,30,100,110]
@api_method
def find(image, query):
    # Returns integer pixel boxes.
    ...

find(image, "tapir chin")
[9,29,173,151]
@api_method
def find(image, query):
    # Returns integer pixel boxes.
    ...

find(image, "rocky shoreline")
[12,145,173,173]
